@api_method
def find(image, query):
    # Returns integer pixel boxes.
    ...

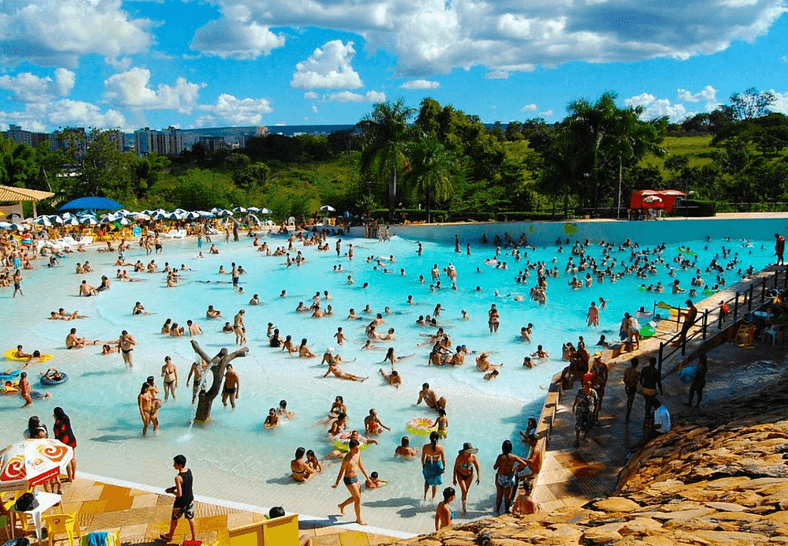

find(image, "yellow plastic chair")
[42,510,81,546]
[3,489,32,532]
[228,513,300,546]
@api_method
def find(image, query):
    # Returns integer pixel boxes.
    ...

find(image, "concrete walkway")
[533,266,787,513]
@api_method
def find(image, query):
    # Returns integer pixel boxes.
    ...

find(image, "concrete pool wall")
[349,215,788,247]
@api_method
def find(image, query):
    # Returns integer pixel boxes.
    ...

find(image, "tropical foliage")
[2,88,788,220]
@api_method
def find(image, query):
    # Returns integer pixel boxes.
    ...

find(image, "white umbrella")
[64,217,79,226]
[232,206,247,213]
[115,209,132,217]
[210,207,222,214]
[118,217,131,226]
[60,212,75,220]
[173,208,188,216]
[218,209,233,218]
[0,438,74,491]
[247,207,261,213]
[199,211,215,218]
[133,213,151,221]
[185,211,201,220]
[141,209,154,216]
[152,212,167,221]
[260,207,272,215]
[48,215,64,225]
[165,212,182,220]
[33,216,52,227]
[0,222,13,230]
[79,216,97,225]
[320,205,336,212]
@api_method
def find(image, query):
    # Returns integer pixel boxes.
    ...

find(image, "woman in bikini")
[298,338,316,358]
[493,439,526,514]
[137,382,160,436]
[453,442,480,513]
[290,447,315,482]
[421,431,446,501]
[161,356,178,401]
[435,486,456,531]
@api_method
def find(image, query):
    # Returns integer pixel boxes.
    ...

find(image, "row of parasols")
[0,207,276,231]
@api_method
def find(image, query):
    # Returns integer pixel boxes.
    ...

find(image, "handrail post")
[702,309,709,339]
[718,303,723,328]
[658,342,664,375]
[761,277,767,302]
[748,285,754,312]
[733,293,740,320]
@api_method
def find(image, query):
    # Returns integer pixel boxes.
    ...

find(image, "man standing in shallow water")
[119,330,136,369]
[222,364,240,408]
[332,439,370,525]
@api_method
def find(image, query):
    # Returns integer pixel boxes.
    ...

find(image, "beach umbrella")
[260,207,272,215]
[247,207,261,213]
[185,211,201,220]
[33,216,52,227]
[164,212,182,220]
[210,207,222,214]
[218,209,233,218]
[141,210,154,216]
[232,206,247,213]
[60,212,74,220]
[173,208,188,216]
[115,209,132,217]
[152,212,167,221]
[79,216,97,225]
[131,212,150,221]
[117,217,131,226]
[59,197,123,212]
[0,222,13,230]
[199,211,215,218]
[64,217,79,226]
[0,438,74,491]
[320,205,336,213]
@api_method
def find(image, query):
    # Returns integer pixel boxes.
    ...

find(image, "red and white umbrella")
[0,439,73,491]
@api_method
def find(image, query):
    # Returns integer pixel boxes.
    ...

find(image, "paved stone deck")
[533,264,788,513]
[4,477,398,546]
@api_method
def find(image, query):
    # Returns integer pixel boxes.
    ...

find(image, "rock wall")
[392,375,788,545]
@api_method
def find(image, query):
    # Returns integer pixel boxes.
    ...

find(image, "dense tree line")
[2,87,788,219]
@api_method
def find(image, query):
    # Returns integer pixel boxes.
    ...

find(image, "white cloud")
[677,85,717,102]
[0,0,152,67]
[205,0,787,76]
[191,17,285,59]
[291,40,363,89]
[521,103,537,112]
[0,68,75,103]
[485,71,510,79]
[303,92,319,99]
[626,93,687,120]
[103,68,205,114]
[539,110,554,118]
[195,93,274,126]
[770,90,788,115]
[327,90,386,103]
[0,100,126,131]
[311,105,318,113]
[400,79,439,90]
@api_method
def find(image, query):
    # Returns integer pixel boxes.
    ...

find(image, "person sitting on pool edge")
[267,506,312,546]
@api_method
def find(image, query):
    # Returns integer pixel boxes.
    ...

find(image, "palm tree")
[409,133,459,223]
[358,99,416,222]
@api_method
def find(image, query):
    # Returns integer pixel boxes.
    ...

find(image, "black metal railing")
[657,267,787,376]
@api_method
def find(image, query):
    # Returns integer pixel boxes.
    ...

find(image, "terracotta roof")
[0,185,54,202]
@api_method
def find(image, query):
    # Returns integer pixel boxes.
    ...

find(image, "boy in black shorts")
[160,454,195,543]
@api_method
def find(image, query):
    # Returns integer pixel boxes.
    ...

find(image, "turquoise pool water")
[0,228,776,533]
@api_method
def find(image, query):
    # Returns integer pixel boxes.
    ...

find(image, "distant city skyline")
[1,1,787,133]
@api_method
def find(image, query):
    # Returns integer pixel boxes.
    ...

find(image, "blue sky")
[1,0,787,133]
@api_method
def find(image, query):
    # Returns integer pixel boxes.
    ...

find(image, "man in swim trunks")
[187,320,202,336]
[332,439,370,525]
[206,305,222,319]
[776,233,785,266]
[159,454,196,543]
[379,367,401,388]
[186,360,207,404]
[417,383,447,412]
[222,364,240,408]
[119,330,136,369]
[623,358,640,421]
[66,328,88,349]
[673,299,697,347]
[639,357,662,418]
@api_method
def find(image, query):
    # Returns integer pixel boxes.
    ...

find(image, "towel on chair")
[81,532,116,546]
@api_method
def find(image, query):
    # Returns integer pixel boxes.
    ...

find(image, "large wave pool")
[0,226,777,534]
